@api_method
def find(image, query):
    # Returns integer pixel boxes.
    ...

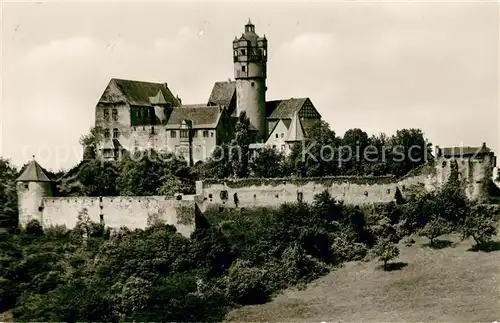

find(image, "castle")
[14,20,498,238]
[95,20,321,164]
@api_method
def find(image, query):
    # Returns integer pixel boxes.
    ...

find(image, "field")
[226,234,500,322]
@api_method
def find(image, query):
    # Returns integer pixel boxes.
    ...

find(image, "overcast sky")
[1,1,499,171]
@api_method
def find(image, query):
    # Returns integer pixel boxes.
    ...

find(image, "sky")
[1,1,499,171]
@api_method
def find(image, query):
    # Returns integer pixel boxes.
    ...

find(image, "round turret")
[16,157,53,228]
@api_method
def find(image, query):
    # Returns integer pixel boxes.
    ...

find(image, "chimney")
[176,95,182,105]
[164,82,168,88]
[482,142,487,149]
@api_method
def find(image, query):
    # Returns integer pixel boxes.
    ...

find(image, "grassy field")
[226,234,500,322]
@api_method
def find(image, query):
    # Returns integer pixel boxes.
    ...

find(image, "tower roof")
[17,158,52,182]
[285,112,305,142]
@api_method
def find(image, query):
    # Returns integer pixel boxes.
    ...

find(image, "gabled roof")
[208,81,236,107]
[166,106,222,129]
[285,112,305,142]
[17,159,52,182]
[267,98,308,119]
[99,78,181,107]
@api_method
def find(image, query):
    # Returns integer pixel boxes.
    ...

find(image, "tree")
[80,126,103,160]
[117,150,188,196]
[230,112,251,178]
[418,216,452,246]
[371,238,400,271]
[286,120,340,177]
[340,128,370,175]
[387,129,432,177]
[249,147,285,178]
[0,158,19,227]
[460,204,498,249]
[77,160,119,196]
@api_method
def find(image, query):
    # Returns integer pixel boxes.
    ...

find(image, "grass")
[225,233,500,322]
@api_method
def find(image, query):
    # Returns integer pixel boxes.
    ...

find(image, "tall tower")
[16,157,53,228]
[233,19,268,141]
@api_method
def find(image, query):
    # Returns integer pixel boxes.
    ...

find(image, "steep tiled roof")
[265,100,282,118]
[17,159,52,182]
[267,98,308,119]
[101,78,181,107]
[208,81,236,107]
[439,145,491,157]
[166,106,222,129]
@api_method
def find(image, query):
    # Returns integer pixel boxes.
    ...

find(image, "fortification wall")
[41,195,196,237]
[196,162,445,208]
[197,156,494,209]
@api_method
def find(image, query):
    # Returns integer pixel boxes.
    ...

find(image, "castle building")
[95,19,322,163]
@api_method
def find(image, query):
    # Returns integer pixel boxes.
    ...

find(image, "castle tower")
[233,19,268,141]
[16,157,53,228]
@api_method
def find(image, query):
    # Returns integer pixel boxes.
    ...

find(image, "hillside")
[226,234,500,322]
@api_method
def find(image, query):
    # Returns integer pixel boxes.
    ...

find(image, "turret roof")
[17,158,52,182]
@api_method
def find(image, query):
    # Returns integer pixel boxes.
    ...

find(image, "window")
[193,130,198,138]
[297,191,303,202]
[263,49,267,56]
[103,109,109,120]
[103,149,113,158]
[275,133,278,138]
[203,130,209,137]
[112,109,118,121]
[180,129,189,138]
[281,145,286,151]
[170,130,177,138]
[113,128,119,138]
[220,190,228,200]
[251,82,255,87]
[272,145,276,149]
[210,131,214,137]
[104,129,110,139]
[241,49,246,55]
[242,65,246,72]
[281,133,284,138]
[151,127,155,134]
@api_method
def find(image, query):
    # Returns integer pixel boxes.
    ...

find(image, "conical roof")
[285,112,305,142]
[17,158,52,182]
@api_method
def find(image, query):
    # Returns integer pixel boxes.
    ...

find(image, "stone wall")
[196,156,495,209]
[41,195,196,238]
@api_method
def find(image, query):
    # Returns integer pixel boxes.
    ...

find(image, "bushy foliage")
[0,158,19,227]
[460,204,498,249]
[0,190,384,321]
